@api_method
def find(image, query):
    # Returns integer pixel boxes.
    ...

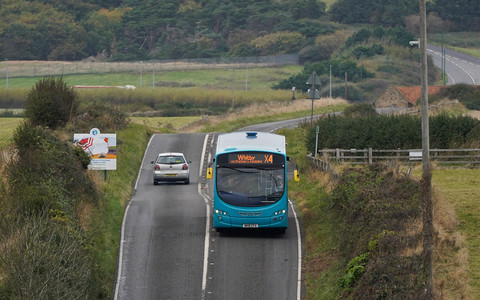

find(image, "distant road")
[427,44,480,85]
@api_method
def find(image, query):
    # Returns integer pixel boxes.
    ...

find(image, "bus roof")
[216,131,286,154]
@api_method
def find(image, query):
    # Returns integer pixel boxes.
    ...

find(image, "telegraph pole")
[306,71,320,124]
[419,0,433,298]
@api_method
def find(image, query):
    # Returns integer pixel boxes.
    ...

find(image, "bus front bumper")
[213,214,287,229]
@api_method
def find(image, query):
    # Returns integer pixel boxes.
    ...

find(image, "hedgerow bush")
[24,77,78,129]
[273,59,375,92]
[437,83,480,110]
[305,112,480,152]
[328,165,423,298]
[69,102,129,133]
[0,215,97,299]
[7,121,98,216]
[0,121,101,298]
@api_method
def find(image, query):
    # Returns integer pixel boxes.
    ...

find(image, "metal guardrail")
[316,148,480,165]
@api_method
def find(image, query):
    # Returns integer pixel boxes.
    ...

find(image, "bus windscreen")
[215,152,285,207]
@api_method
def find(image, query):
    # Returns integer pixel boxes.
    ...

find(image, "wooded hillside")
[0,0,477,61]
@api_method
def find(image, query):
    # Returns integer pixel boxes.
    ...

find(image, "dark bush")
[328,165,423,298]
[343,103,378,118]
[319,84,364,101]
[274,59,374,91]
[430,114,480,148]
[69,102,129,133]
[439,84,480,110]
[24,77,78,129]
[0,216,97,299]
[7,122,98,217]
[306,114,480,152]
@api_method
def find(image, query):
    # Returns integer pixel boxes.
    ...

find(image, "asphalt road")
[115,127,303,300]
[428,44,480,85]
[115,133,208,300]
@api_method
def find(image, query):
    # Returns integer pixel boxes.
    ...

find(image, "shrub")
[250,31,305,56]
[69,102,129,133]
[305,114,480,152]
[343,103,378,118]
[0,216,97,299]
[7,122,98,217]
[24,77,78,129]
[339,253,369,291]
[328,165,423,298]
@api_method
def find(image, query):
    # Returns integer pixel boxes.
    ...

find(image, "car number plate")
[165,174,177,176]
[243,224,258,228]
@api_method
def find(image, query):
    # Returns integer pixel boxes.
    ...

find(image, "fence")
[0,54,299,79]
[316,148,480,165]
[306,154,339,181]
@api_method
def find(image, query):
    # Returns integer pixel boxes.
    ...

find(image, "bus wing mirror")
[206,167,213,179]
[294,170,300,182]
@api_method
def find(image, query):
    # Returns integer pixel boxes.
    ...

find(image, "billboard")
[74,128,117,170]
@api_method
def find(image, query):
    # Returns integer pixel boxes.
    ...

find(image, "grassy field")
[129,116,203,132]
[0,118,23,149]
[430,168,480,298]
[0,65,302,90]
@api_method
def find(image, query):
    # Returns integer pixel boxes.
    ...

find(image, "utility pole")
[419,0,433,298]
[329,65,332,98]
[5,59,8,89]
[306,71,320,124]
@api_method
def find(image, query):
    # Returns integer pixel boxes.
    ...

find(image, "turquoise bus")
[207,132,299,233]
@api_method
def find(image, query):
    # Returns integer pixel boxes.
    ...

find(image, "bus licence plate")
[243,224,258,228]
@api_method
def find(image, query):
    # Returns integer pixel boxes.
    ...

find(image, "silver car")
[152,152,191,184]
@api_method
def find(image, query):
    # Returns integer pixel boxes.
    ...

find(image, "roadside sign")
[306,88,320,99]
[74,128,117,170]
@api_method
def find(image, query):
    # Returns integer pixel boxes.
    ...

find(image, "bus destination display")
[227,153,278,165]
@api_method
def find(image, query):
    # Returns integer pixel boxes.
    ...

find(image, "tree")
[290,0,326,19]
[25,77,78,129]
[0,1,85,60]
[250,31,305,55]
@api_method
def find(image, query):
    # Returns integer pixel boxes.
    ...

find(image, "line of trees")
[0,0,478,61]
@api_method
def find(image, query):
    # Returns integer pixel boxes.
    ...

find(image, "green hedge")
[305,113,480,152]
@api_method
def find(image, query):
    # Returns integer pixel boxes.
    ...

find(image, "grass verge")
[85,123,151,296]
[0,65,302,89]
[0,118,24,149]
[284,125,476,299]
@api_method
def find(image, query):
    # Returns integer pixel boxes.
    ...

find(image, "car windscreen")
[157,156,185,164]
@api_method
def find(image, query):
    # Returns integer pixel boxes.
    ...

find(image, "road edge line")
[199,133,211,299]
[113,134,156,300]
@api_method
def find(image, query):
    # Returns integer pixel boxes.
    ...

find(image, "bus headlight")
[215,209,227,216]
